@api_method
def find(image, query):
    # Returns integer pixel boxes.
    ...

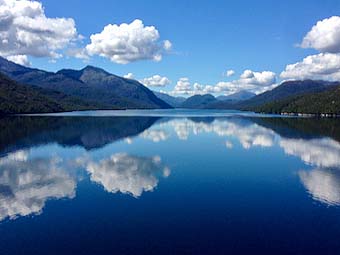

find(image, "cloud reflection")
[81,153,170,197]
[141,129,170,142]
[0,150,76,221]
[280,138,340,168]
[162,118,276,149]
[299,169,340,206]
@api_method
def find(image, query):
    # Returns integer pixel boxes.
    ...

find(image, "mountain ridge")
[0,57,171,109]
[0,72,107,115]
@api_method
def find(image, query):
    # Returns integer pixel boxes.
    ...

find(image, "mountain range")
[251,85,340,114]
[0,72,106,115]
[216,90,255,102]
[0,56,339,115]
[153,91,186,107]
[0,57,170,110]
[200,80,340,114]
[180,94,218,108]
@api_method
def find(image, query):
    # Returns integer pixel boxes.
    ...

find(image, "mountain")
[0,73,104,115]
[252,85,340,115]
[217,90,255,102]
[181,94,217,108]
[153,91,186,107]
[0,57,171,109]
[239,80,339,109]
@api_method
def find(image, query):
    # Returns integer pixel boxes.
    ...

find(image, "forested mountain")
[0,73,104,115]
[217,90,255,102]
[239,80,339,109]
[0,57,171,109]
[153,91,186,107]
[252,85,340,115]
[181,94,217,108]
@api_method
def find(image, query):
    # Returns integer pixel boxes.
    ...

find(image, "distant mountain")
[0,57,171,109]
[239,80,339,109]
[181,94,217,108]
[153,91,186,107]
[252,85,340,115]
[0,73,103,115]
[217,90,255,102]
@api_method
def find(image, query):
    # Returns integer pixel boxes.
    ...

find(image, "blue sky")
[2,0,340,96]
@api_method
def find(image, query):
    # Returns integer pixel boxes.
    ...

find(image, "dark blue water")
[1,110,340,254]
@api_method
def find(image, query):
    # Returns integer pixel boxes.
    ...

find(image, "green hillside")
[0,73,105,115]
[252,85,340,115]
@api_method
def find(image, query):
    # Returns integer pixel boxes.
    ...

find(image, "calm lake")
[1,110,340,255]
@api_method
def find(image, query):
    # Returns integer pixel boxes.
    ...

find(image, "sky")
[1,0,340,96]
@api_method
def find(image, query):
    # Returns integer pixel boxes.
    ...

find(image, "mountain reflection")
[0,115,340,221]
[0,116,158,152]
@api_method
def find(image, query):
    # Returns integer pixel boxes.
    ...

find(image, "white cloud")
[280,53,340,81]
[167,70,277,96]
[163,40,172,50]
[6,54,30,66]
[83,153,170,198]
[123,73,134,79]
[0,0,78,59]
[225,69,235,77]
[240,69,255,79]
[67,48,89,60]
[204,70,276,95]
[140,75,171,87]
[174,77,191,94]
[301,16,340,53]
[239,70,276,86]
[86,19,171,64]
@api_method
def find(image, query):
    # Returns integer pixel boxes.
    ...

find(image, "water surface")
[1,110,340,254]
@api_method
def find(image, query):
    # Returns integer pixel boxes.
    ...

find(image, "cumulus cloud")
[0,0,78,59]
[82,153,170,197]
[300,16,340,53]
[86,19,171,64]
[168,70,277,96]
[140,75,171,87]
[299,168,340,206]
[0,150,76,221]
[281,16,340,81]
[239,70,276,86]
[173,77,192,94]
[6,54,30,66]
[225,70,235,77]
[199,70,277,95]
[280,53,340,81]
